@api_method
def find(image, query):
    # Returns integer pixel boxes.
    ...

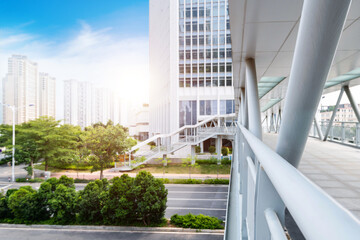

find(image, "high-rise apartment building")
[149,0,234,136]
[39,73,56,118]
[64,79,79,126]
[78,81,93,128]
[93,87,110,124]
[2,55,39,124]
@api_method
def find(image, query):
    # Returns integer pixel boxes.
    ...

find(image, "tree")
[8,186,37,221]
[132,171,168,225]
[82,121,136,179]
[101,175,135,224]
[182,155,200,179]
[221,147,229,156]
[209,146,216,155]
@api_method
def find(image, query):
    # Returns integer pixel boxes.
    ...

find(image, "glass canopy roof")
[261,98,283,112]
[258,77,286,99]
[324,68,360,89]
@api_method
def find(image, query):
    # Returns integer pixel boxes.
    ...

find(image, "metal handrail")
[239,124,360,239]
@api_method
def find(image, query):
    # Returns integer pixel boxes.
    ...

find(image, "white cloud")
[0,21,149,120]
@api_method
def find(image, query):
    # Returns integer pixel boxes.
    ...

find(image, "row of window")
[180,0,225,4]
[179,4,228,19]
[179,76,232,87]
[179,34,231,46]
[180,48,232,60]
[179,62,232,74]
[180,19,230,32]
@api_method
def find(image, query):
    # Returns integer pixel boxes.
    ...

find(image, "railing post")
[341,122,345,143]
[323,87,344,141]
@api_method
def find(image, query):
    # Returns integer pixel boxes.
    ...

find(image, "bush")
[8,186,38,221]
[133,171,168,225]
[172,179,202,184]
[0,192,13,220]
[195,146,201,154]
[221,158,231,165]
[16,178,44,183]
[203,179,229,184]
[208,146,216,154]
[197,158,218,165]
[48,184,77,224]
[221,147,229,156]
[74,179,92,183]
[170,213,224,229]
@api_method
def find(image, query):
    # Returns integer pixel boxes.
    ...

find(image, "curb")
[0,224,225,234]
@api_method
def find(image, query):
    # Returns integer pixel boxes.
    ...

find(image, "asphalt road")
[0,227,223,240]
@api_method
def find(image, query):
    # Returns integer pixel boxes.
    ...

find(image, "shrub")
[101,175,135,225]
[78,179,108,224]
[203,179,229,184]
[48,184,77,224]
[197,158,218,165]
[170,213,224,229]
[221,158,231,165]
[74,179,92,183]
[16,178,44,183]
[195,146,201,154]
[8,186,38,221]
[133,171,168,225]
[221,147,229,156]
[172,179,202,184]
[208,146,216,154]
[0,192,13,220]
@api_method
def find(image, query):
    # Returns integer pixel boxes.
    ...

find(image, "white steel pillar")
[216,136,222,164]
[191,145,196,165]
[276,0,351,168]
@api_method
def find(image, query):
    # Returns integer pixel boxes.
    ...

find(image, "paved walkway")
[263,133,360,219]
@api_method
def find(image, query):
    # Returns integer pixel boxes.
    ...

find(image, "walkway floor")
[263,133,360,220]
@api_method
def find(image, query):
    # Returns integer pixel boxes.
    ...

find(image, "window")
[206,77,211,87]
[192,37,198,46]
[186,78,191,87]
[186,22,191,32]
[200,100,218,115]
[206,49,211,59]
[179,101,197,127]
[219,48,225,58]
[186,36,191,45]
[192,78,198,87]
[206,6,211,17]
[213,36,218,45]
[193,65,198,73]
[179,51,184,60]
[213,49,218,58]
[199,35,204,45]
[192,22,198,31]
[226,48,232,58]
[220,3,225,16]
[179,24,184,33]
[186,8,191,18]
[179,65,184,73]
[186,50,191,59]
[226,20,230,30]
[220,19,225,30]
[219,77,225,86]
[213,19,218,31]
[226,34,231,44]
[192,49,197,59]
[206,21,211,31]
[179,7,184,18]
[213,76,218,86]
[213,4,218,17]
[199,63,204,73]
[226,77,232,86]
[199,77,204,87]
[226,63,232,72]
[206,63,211,72]
[199,23,204,31]
[206,34,211,44]
[199,49,204,58]
[220,100,235,114]
[192,9,197,17]
[199,7,204,17]
[179,36,184,45]
[219,34,225,44]
[186,64,191,73]
[219,63,225,72]
[179,78,184,87]
[213,64,218,73]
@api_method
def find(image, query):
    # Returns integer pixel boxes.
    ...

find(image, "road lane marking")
[167,207,226,211]
[168,198,227,201]
[169,191,228,193]
[0,184,12,190]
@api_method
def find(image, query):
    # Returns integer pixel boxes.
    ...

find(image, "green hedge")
[170,213,224,229]
[15,178,44,183]
[159,178,229,185]
[203,179,229,184]
[1,172,167,226]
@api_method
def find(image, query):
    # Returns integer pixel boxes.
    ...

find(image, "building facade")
[64,79,79,126]
[149,0,234,136]
[321,103,360,122]
[2,55,39,125]
[39,72,56,118]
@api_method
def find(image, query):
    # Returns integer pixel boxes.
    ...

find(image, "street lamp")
[2,103,35,182]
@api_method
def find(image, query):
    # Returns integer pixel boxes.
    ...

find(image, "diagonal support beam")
[323,87,344,141]
[275,0,351,168]
[314,116,324,140]
[344,85,360,122]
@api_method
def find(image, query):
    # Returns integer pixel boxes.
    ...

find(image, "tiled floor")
[263,133,360,219]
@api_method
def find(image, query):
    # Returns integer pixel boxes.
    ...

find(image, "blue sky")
[0,0,150,119]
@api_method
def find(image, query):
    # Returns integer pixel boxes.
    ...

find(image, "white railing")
[309,121,360,148]
[225,124,360,240]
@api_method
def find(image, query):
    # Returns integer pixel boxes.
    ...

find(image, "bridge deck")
[263,133,360,219]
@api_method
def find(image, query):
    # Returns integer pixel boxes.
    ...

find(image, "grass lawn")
[34,163,94,173]
[133,164,230,175]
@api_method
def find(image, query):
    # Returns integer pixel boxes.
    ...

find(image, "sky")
[0,0,150,120]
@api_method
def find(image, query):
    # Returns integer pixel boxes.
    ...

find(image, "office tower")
[149,0,234,136]
[3,55,39,124]
[39,73,56,118]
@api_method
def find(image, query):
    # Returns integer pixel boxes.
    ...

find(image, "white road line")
[0,227,224,235]
[167,207,226,211]
[168,198,227,201]
[169,191,228,194]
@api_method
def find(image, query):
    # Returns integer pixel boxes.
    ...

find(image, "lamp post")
[2,103,35,182]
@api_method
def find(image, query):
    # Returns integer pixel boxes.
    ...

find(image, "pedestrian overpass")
[224,0,360,239]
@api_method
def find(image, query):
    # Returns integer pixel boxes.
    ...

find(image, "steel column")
[314,117,324,140]
[275,0,351,168]
[216,136,222,164]
[245,58,262,140]
[323,87,344,141]
[240,88,248,128]
[191,145,196,165]
[344,85,360,122]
